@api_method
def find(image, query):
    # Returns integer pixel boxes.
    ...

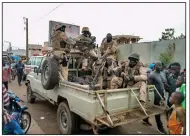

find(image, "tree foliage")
[159,52,173,66]
[159,28,185,41]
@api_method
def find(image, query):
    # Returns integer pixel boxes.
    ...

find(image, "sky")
[3,3,185,51]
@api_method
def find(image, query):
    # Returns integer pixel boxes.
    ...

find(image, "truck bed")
[46,81,165,127]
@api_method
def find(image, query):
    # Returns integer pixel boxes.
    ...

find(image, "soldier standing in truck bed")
[52,25,76,52]
[111,53,148,104]
[51,25,76,81]
[74,27,98,70]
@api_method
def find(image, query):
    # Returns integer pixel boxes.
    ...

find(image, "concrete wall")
[117,39,186,68]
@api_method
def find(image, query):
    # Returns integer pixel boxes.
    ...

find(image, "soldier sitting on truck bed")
[99,33,118,89]
[73,27,98,71]
[110,53,148,104]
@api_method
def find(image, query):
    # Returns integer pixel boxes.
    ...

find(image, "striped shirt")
[2,84,10,107]
[3,108,12,125]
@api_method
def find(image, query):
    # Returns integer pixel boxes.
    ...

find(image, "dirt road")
[9,80,168,134]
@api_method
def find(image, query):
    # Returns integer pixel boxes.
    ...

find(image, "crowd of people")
[3,59,25,90]
[144,61,186,134]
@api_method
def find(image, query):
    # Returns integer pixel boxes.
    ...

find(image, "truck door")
[35,57,46,98]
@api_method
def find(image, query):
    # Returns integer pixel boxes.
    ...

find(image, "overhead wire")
[31,3,63,26]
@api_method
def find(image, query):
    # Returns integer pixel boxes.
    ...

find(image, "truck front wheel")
[57,102,79,134]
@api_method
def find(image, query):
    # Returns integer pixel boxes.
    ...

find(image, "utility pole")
[24,17,29,60]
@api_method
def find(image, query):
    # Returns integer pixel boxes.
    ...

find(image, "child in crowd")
[168,92,186,134]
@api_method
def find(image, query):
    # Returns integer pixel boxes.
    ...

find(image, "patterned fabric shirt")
[3,84,10,107]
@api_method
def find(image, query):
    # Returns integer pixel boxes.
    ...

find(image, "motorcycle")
[4,91,32,134]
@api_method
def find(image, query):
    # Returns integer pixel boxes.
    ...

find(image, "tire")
[57,102,80,134]
[21,111,31,134]
[23,74,26,81]
[27,83,35,103]
[41,57,59,90]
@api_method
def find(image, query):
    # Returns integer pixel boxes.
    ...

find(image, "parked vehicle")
[23,56,43,81]
[7,91,31,134]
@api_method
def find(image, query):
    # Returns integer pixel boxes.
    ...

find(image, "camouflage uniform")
[73,27,98,70]
[111,55,147,102]
[51,25,76,52]
[99,40,118,89]
[100,40,117,66]
[51,25,75,81]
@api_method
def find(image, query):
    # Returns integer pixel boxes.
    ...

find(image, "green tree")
[159,28,185,41]
[159,52,173,66]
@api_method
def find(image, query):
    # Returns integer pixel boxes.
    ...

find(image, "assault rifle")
[89,51,109,90]
[74,36,96,51]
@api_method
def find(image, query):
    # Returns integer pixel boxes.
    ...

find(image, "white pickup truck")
[25,54,166,134]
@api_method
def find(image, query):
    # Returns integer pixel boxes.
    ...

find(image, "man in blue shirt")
[15,60,25,86]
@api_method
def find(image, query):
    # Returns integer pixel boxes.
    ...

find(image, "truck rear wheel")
[41,57,59,90]
[57,102,79,134]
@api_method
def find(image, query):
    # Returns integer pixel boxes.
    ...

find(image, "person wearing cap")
[74,27,98,70]
[51,25,76,81]
[52,25,76,52]
[111,52,148,103]
[147,63,155,77]
[74,27,92,42]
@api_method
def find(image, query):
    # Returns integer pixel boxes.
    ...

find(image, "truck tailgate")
[93,86,166,127]
[95,105,165,127]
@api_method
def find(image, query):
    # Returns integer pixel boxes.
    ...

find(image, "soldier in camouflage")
[51,25,75,81]
[52,25,76,52]
[99,33,118,89]
[111,53,148,103]
[100,33,117,68]
[74,27,98,70]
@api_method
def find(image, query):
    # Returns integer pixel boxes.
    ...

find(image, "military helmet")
[128,52,140,60]
[82,27,89,32]
[56,25,66,31]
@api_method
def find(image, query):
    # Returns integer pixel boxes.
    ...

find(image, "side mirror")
[34,67,38,73]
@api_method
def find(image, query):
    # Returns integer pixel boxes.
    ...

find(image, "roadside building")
[41,42,52,55]
[28,44,42,58]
